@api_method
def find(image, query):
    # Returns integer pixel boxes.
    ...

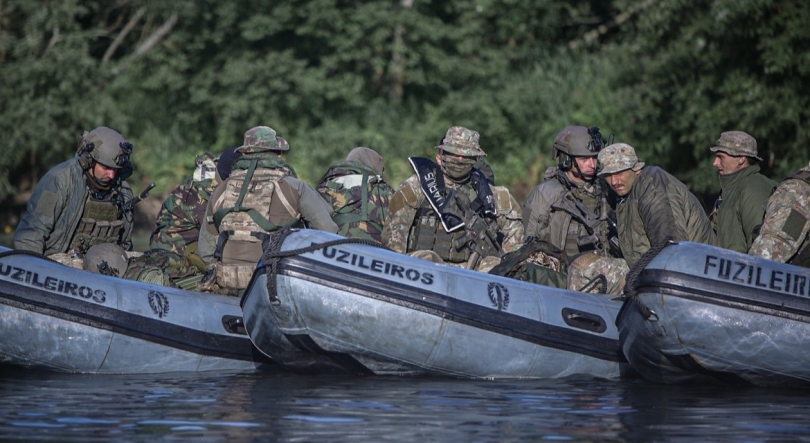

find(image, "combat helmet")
[239,126,289,153]
[83,243,129,278]
[552,126,605,170]
[77,127,133,170]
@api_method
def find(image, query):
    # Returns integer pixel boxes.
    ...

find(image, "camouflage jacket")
[150,175,218,255]
[317,160,394,242]
[711,165,777,253]
[381,173,524,257]
[750,163,810,265]
[617,166,716,268]
[15,158,134,255]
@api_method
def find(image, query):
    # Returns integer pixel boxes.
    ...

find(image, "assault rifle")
[551,194,622,257]
[453,214,501,267]
[123,183,156,213]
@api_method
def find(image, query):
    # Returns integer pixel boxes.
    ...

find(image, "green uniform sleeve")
[290,178,339,233]
[197,196,219,265]
[14,173,69,253]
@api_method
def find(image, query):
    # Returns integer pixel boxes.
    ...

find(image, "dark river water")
[1,365,809,443]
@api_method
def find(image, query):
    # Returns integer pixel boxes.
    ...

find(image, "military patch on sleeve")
[389,191,408,215]
[492,186,513,214]
[782,209,809,242]
[36,190,59,214]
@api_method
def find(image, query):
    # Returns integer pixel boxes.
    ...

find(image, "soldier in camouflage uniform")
[708,131,777,253]
[149,153,219,270]
[317,147,394,242]
[749,161,810,266]
[198,126,337,295]
[381,126,523,272]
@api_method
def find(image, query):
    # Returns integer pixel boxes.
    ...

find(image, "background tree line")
[1,0,809,235]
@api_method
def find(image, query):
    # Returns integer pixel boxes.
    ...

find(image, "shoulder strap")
[408,157,464,232]
[787,169,810,184]
[330,172,375,224]
[212,159,281,232]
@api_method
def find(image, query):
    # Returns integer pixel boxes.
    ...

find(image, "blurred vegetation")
[2,0,809,227]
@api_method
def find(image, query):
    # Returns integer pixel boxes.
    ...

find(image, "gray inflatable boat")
[0,247,271,373]
[618,240,810,386]
[242,229,629,379]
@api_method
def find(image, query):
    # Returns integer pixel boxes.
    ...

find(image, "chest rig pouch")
[69,192,124,254]
[406,157,500,263]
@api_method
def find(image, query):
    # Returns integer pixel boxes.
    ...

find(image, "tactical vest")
[550,171,610,257]
[320,162,387,237]
[407,183,500,263]
[786,170,810,268]
[68,193,124,254]
[210,153,296,291]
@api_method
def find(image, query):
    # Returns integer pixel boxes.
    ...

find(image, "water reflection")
[1,364,809,442]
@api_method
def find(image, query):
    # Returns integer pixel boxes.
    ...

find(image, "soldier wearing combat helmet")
[197,126,337,295]
[708,131,777,253]
[502,126,630,294]
[15,127,137,258]
[522,125,619,257]
[381,126,523,272]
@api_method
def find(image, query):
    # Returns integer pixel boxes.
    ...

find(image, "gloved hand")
[196,264,219,293]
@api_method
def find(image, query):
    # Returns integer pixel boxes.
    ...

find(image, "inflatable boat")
[618,240,810,386]
[242,229,629,379]
[0,247,271,373]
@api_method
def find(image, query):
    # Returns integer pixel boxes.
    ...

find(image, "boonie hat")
[241,126,289,152]
[597,143,645,176]
[435,126,486,157]
[710,131,761,161]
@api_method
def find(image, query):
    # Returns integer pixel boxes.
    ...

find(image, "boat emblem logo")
[148,291,170,318]
[487,282,510,311]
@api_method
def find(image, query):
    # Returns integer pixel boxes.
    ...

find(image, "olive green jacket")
[617,166,716,268]
[15,158,134,255]
[713,165,777,253]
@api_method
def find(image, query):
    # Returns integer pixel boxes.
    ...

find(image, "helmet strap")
[569,158,597,182]
[85,172,113,195]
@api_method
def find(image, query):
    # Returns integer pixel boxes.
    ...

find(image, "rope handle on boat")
[577,274,608,294]
[261,226,390,304]
[621,236,676,321]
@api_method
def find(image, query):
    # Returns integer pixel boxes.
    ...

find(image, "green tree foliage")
[2,0,808,220]
[607,0,810,197]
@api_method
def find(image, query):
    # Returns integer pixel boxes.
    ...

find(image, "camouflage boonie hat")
[436,126,486,156]
[241,126,289,152]
[597,143,645,176]
[710,131,761,161]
